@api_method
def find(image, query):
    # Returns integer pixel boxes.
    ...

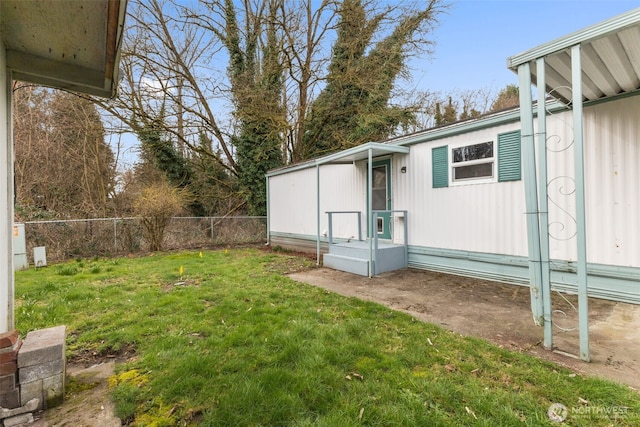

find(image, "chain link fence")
[22,216,267,263]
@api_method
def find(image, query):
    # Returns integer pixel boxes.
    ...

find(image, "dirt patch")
[30,345,137,426]
[68,343,137,368]
[32,362,120,427]
[289,267,640,391]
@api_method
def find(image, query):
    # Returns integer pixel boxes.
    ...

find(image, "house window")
[431,131,521,189]
[451,141,494,182]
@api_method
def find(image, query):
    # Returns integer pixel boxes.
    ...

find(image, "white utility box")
[13,223,28,271]
[34,246,47,268]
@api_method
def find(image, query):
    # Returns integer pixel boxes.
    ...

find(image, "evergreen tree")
[442,96,457,124]
[490,84,519,111]
[303,0,439,157]
[136,119,205,216]
[224,0,284,215]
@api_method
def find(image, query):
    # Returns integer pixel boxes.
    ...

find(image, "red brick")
[0,361,17,375]
[0,373,16,390]
[0,330,19,349]
[0,388,20,409]
[0,338,21,363]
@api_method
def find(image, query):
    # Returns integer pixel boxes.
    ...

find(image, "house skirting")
[269,232,640,305]
[409,246,640,305]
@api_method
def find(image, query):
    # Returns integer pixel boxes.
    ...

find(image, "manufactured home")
[266,7,640,328]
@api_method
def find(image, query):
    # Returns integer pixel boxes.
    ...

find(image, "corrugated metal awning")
[507,8,640,104]
[266,142,409,177]
[0,0,127,98]
[314,142,410,165]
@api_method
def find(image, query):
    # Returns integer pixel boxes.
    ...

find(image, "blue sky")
[112,0,640,167]
[410,0,640,94]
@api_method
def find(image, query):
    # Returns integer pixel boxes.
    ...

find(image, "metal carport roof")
[507,7,640,362]
[508,7,640,104]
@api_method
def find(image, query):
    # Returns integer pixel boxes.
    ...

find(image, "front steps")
[323,240,407,276]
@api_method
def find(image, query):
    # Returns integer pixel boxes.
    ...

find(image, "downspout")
[571,44,590,362]
[536,58,553,350]
[518,62,544,325]
[316,164,321,266]
[367,148,373,277]
[1,66,14,332]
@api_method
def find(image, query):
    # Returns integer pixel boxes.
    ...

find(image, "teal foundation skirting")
[268,232,640,304]
[409,246,640,305]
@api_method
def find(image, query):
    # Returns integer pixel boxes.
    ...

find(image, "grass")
[15,248,640,426]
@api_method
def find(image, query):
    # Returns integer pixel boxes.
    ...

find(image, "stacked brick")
[0,330,22,409]
[0,326,66,427]
[17,326,66,410]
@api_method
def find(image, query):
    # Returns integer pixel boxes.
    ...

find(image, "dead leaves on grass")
[465,406,478,419]
[345,371,364,381]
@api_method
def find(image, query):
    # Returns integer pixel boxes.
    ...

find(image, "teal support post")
[536,57,553,349]
[571,44,590,362]
[367,148,373,277]
[316,164,321,266]
[518,63,544,325]
[403,211,408,265]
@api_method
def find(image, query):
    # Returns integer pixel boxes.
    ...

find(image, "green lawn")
[15,248,640,426]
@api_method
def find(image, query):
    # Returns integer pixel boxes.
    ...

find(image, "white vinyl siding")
[269,164,366,240]
[397,123,528,257]
[269,93,640,270]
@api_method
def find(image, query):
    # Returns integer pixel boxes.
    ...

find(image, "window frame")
[449,140,496,186]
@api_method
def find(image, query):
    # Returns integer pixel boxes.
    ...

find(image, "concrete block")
[19,380,43,410]
[0,361,17,376]
[0,373,16,390]
[0,330,19,349]
[42,373,64,409]
[0,398,40,419]
[0,388,20,409]
[18,358,64,383]
[17,326,66,368]
[3,413,34,427]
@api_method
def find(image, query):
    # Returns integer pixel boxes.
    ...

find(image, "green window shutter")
[498,130,521,182]
[432,146,448,188]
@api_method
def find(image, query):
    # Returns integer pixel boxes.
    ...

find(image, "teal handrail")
[325,211,362,244]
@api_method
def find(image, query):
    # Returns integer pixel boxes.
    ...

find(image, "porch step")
[323,241,407,276]
[328,241,399,258]
[323,253,369,276]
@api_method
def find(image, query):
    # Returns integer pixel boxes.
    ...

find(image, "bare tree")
[13,85,116,219]
[96,0,446,214]
[402,86,501,132]
[97,0,236,175]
